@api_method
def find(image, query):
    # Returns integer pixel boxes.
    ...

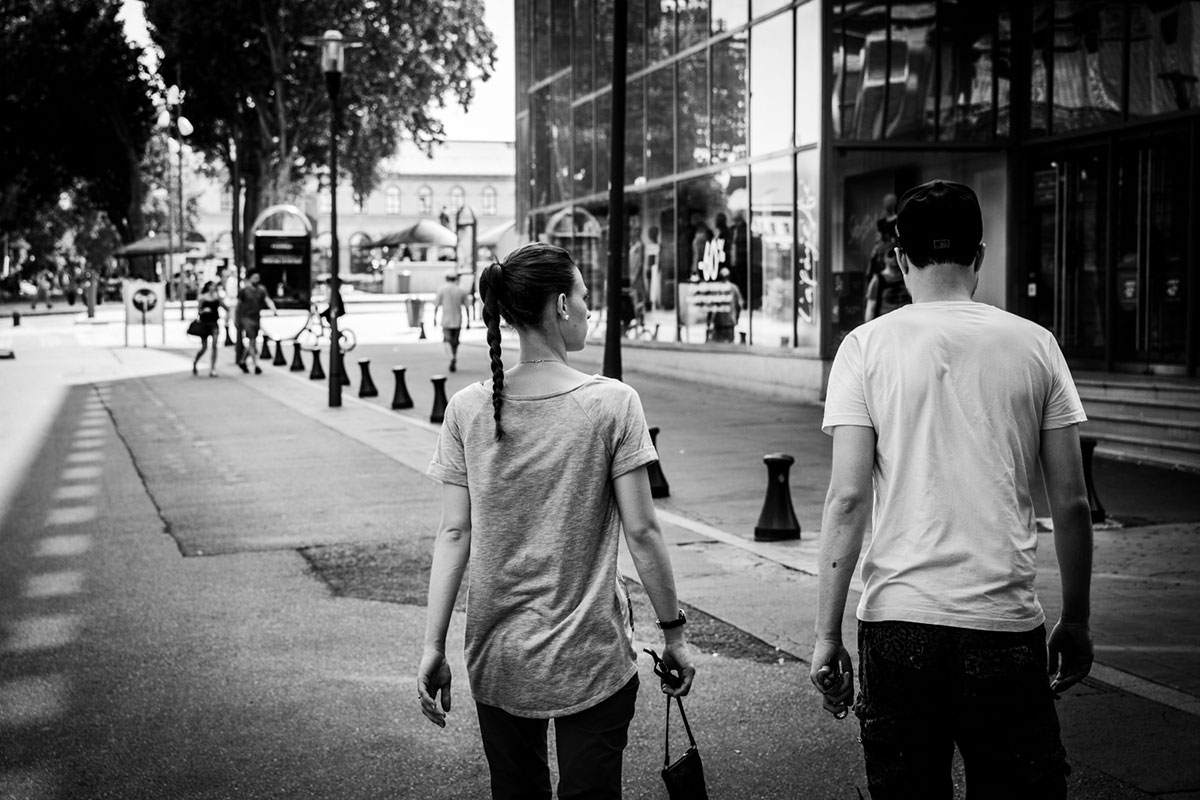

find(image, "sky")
[118,0,515,143]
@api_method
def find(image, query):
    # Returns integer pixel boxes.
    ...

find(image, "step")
[1082,413,1200,447]
[1076,379,1200,410]
[1082,397,1200,427]
[1093,436,1200,473]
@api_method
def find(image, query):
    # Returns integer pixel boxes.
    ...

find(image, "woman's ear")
[557,293,568,318]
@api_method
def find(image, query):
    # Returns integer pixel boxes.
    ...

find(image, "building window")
[385,185,401,214]
[481,186,498,215]
[418,185,433,215]
[220,188,232,212]
[319,190,332,213]
[450,185,466,211]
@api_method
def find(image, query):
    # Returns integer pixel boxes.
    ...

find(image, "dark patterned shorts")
[855,621,1069,800]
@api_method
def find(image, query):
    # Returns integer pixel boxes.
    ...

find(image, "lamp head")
[321,30,345,74]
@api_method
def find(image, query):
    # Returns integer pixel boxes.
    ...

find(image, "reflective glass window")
[551,76,572,204]
[712,31,748,163]
[795,148,820,348]
[553,0,572,73]
[385,185,401,214]
[574,101,596,196]
[642,186,676,316]
[597,0,616,88]
[649,0,676,61]
[532,86,552,206]
[751,0,790,18]
[996,8,1012,137]
[646,65,676,179]
[1129,1,1200,118]
[678,0,710,52]
[678,50,710,169]
[596,92,612,191]
[574,0,595,97]
[884,2,935,140]
[626,76,647,186]
[629,0,647,73]
[796,1,821,146]
[750,12,792,156]
[516,113,531,223]
[534,0,552,81]
[675,169,744,343]
[750,158,793,348]
[712,0,748,34]
[516,0,531,113]
[1049,1,1124,132]
[937,0,1003,141]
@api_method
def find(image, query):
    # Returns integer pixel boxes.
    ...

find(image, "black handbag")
[661,694,708,799]
[186,319,205,337]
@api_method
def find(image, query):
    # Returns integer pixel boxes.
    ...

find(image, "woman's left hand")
[417,647,453,727]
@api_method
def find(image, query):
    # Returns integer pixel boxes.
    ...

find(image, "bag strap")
[663,695,698,767]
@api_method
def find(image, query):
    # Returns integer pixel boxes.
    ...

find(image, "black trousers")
[856,621,1069,800]
[476,674,639,800]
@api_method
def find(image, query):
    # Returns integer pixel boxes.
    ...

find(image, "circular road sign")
[132,288,158,313]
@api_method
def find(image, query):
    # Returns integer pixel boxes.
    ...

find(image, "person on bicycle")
[236,272,277,374]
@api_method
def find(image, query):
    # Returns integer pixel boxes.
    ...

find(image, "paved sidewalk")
[2,314,1199,797]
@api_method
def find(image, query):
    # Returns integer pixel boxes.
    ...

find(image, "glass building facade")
[515,1,1200,375]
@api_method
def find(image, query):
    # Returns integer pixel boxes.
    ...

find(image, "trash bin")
[406,297,425,328]
[397,270,411,294]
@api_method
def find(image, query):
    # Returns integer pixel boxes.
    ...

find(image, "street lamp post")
[160,86,192,321]
[307,30,359,408]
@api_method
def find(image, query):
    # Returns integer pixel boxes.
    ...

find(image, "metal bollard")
[754,453,801,541]
[273,340,288,366]
[309,348,326,381]
[430,374,448,423]
[290,341,306,372]
[11,311,20,327]
[647,427,670,498]
[358,359,379,398]
[224,325,235,347]
[260,336,272,360]
[1080,437,1107,524]
[419,321,427,340]
[391,366,414,410]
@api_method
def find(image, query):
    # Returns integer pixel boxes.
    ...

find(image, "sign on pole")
[123,280,166,347]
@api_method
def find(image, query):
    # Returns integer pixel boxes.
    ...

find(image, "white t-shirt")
[822,301,1086,632]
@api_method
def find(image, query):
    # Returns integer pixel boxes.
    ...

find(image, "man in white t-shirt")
[434,271,471,373]
[811,180,1094,798]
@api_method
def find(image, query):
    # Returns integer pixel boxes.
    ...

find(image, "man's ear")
[894,247,909,275]
[974,243,987,273]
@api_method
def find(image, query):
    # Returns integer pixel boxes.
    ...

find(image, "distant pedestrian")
[433,270,470,373]
[235,272,276,374]
[419,242,696,799]
[862,248,911,321]
[192,281,227,377]
[33,269,52,310]
[812,180,1093,798]
[221,267,239,350]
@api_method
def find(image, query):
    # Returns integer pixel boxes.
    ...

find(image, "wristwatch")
[656,610,687,630]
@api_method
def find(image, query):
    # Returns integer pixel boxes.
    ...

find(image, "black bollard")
[419,321,427,341]
[260,336,273,360]
[358,359,379,398]
[1080,437,1107,524]
[290,341,306,372]
[647,427,670,498]
[754,453,801,541]
[224,325,234,347]
[273,340,288,366]
[391,366,414,410]
[309,348,326,381]
[11,311,20,327]
[430,374,448,423]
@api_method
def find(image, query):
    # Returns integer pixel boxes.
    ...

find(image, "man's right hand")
[1047,619,1093,693]
[810,639,854,719]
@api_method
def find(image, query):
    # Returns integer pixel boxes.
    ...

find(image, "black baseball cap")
[895,180,982,265]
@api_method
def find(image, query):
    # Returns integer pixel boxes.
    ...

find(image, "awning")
[372,219,457,248]
[113,235,195,258]
[477,220,516,247]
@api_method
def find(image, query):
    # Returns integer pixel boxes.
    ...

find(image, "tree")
[0,0,155,246]
[144,0,497,265]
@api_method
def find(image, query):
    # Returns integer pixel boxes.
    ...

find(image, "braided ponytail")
[477,243,578,442]
[479,262,507,439]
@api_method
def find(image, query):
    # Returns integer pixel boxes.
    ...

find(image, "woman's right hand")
[417,647,453,727]
[661,640,696,697]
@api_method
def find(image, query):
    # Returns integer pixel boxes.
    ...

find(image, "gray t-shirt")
[428,375,658,717]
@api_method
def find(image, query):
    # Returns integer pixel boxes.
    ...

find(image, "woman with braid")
[418,242,695,799]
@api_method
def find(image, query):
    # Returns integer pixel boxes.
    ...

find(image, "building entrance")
[1028,128,1194,373]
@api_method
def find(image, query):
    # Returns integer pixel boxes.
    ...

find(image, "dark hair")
[478,242,577,440]
[201,281,215,294]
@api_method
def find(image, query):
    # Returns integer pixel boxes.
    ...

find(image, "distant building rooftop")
[381,139,515,178]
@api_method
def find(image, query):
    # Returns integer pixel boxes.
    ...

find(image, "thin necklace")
[518,358,565,365]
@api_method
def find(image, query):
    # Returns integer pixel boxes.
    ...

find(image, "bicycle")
[293,302,357,353]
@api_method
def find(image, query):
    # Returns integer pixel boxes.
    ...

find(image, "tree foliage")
[0,0,155,247]
[143,0,497,259]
